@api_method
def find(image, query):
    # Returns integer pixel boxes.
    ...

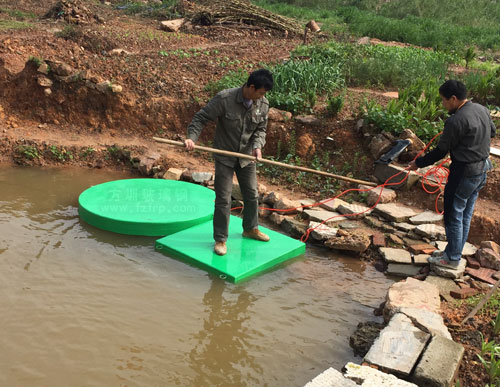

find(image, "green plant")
[327,92,345,116]
[80,147,95,159]
[464,46,477,68]
[28,56,43,67]
[49,145,73,161]
[17,145,39,160]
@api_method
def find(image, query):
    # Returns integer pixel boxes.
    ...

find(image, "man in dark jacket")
[409,80,496,268]
[184,69,273,256]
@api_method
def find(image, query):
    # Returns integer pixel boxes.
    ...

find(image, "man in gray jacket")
[185,69,274,256]
[409,80,496,268]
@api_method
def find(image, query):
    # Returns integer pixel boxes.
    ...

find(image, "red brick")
[450,288,479,299]
[465,255,481,269]
[408,244,437,255]
[465,267,497,285]
[372,232,386,247]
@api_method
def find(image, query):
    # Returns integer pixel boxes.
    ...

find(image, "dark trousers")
[213,160,258,242]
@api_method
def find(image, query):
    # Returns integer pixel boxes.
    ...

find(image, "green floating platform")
[78,179,215,236]
[155,215,306,283]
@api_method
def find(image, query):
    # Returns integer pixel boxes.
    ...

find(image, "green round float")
[78,179,215,236]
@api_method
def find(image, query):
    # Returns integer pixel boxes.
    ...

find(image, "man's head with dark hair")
[439,80,468,113]
[243,69,273,101]
[247,69,273,91]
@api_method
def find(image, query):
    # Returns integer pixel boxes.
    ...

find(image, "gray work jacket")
[187,87,269,168]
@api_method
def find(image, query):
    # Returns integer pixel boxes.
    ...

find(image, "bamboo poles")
[153,137,377,187]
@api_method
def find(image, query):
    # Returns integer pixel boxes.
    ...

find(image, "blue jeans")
[444,171,487,261]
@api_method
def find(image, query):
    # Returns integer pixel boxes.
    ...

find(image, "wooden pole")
[153,137,377,187]
[461,278,500,325]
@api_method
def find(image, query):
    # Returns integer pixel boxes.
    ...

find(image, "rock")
[364,215,384,229]
[476,248,500,270]
[388,234,404,246]
[160,18,184,32]
[231,182,243,200]
[349,321,386,357]
[399,129,426,153]
[379,247,412,264]
[358,184,397,206]
[257,183,267,196]
[415,224,446,240]
[258,208,271,218]
[424,275,461,303]
[304,209,342,226]
[408,243,437,255]
[373,163,420,189]
[325,233,371,253]
[109,48,131,56]
[44,88,52,96]
[138,153,161,176]
[412,335,464,387]
[262,191,282,205]
[373,203,418,223]
[110,84,123,94]
[163,167,183,180]
[337,202,372,219]
[392,222,416,232]
[364,313,430,376]
[465,255,481,269]
[320,197,348,212]
[269,212,284,225]
[304,367,357,387]
[192,171,213,184]
[294,115,320,126]
[384,277,441,320]
[465,267,498,285]
[345,362,418,386]
[399,307,451,339]
[338,221,361,230]
[296,133,315,158]
[435,241,477,256]
[409,211,443,225]
[46,60,73,76]
[37,63,49,74]
[413,254,431,265]
[481,240,500,254]
[431,259,466,280]
[96,81,111,94]
[386,263,421,277]
[267,107,292,122]
[274,197,302,215]
[37,75,53,87]
[280,218,307,239]
[369,134,393,160]
[356,36,371,45]
[309,221,338,241]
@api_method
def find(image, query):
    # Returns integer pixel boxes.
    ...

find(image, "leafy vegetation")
[115,1,180,19]
[0,20,32,31]
[16,145,39,160]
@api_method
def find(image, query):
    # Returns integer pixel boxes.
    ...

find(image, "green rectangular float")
[155,215,306,283]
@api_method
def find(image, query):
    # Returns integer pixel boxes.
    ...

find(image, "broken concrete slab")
[160,18,184,32]
[412,335,464,387]
[384,278,441,320]
[337,202,372,219]
[344,362,418,386]
[380,248,412,264]
[358,184,397,206]
[309,221,338,241]
[399,307,451,339]
[304,367,358,387]
[408,243,437,255]
[339,220,362,230]
[364,313,430,376]
[163,167,183,180]
[409,211,443,225]
[415,224,446,240]
[386,264,421,277]
[413,254,431,265]
[392,222,416,232]
[280,218,307,239]
[304,209,343,225]
[319,197,348,212]
[374,163,420,189]
[424,275,460,303]
[373,203,418,223]
[274,197,302,214]
[431,259,466,280]
[325,233,371,253]
[435,241,477,256]
[465,267,498,285]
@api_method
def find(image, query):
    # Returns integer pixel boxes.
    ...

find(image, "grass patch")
[115,0,180,19]
[0,19,32,31]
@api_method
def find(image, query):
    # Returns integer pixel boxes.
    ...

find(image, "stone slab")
[415,224,446,240]
[413,254,431,265]
[435,241,477,256]
[386,264,421,277]
[399,307,451,339]
[319,198,348,212]
[373,203,418,223]
[304,367,357,387]
[374,163,420,190]
[339,221,361,230]
[337,202,372,219]
[304,209,343,225]
[385,278,441,319]
[344,362,418,386]
[392,222,416,232]
[408,243,436,255]
[413,335,464,387]
[372,231,386,247]
[309,221,338,241]
[450,288,479,299]
[431,259,466,279]
[465,255,481,269]
[358,184,397,206]
[364,313,430,376]
[409,211,443,225]
[465,267,498,285]
[380,248,412,264]
[424,275,461,303]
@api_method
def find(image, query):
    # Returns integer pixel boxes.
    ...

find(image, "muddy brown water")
[0,166,394,387]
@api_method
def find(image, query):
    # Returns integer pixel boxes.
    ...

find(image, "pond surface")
[0,166,394,387]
